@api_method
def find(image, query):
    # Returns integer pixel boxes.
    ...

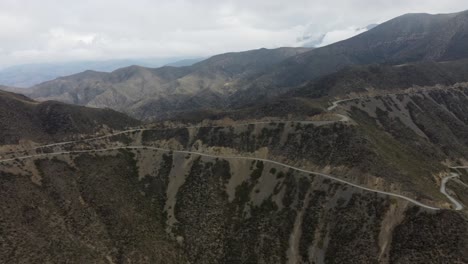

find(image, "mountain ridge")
[19,10,468,121]
[23,47,312,120]
[229,9,468,105]
[0,57,202,88]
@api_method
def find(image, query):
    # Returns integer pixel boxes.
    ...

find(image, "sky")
[0,0,466,67]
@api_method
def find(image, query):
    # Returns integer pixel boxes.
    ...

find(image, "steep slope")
[0,152,186,263]
[137,85,468,206]
[340,85,468,164]
[0,90,140,145]
[1,145,466,263]
[289,59,468,99]
[2,86,467,263]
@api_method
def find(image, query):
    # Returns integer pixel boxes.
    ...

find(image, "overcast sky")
[0,0,466,67]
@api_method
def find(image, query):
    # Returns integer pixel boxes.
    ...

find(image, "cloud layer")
[0,0,466,67]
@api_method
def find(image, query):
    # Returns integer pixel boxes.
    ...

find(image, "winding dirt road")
[1,99,462,211]
[440,173,464,210]
[327,98,356,111]
[1,118,348,155]
[0,145,442,211]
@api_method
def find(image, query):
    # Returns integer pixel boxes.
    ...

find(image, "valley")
[1,7,468,264]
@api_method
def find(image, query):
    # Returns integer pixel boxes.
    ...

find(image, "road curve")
[327,98,356,111]
[0,145,441,211]
[2,99,354,155]
[440,173,464,211]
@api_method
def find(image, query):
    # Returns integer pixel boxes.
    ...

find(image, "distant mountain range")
[22,47,312,120]
[0,57,203,88]
[13,10,468,121]
[165,58,205,67]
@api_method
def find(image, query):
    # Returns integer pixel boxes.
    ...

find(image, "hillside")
[0,90,140,145]
[288,59,468,99]
[4,153,468,264]
[23,47,311,120]
[1,115,467,263]
[157,59,468,122]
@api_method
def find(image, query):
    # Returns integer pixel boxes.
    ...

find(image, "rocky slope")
[80,83,468,205]
[1,84,467,263]
[1,147,466,263]
[0,151,186,263]
[340,85,468,162]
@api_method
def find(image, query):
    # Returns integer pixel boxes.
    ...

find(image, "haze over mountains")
[1,8,468,264]
[23,47,312,120]
[15,10,468,121]
[0,57,203,88]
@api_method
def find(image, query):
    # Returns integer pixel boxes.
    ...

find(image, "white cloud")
[318,27,369,47]
[0,13,33,38]
[46,28,99,49]
[0,0,466,67]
